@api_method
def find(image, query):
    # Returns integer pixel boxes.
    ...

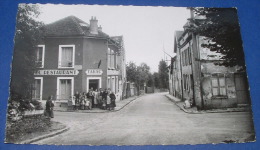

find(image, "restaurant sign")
[34,70,79,75]
[86,69,103,75]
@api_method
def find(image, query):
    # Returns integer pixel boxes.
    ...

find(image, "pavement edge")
[20,126,70,144]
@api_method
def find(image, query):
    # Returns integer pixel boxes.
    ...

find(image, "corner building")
[33,16,126,101]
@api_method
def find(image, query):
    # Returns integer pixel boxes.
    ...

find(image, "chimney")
[89,16,98,35]
[98,25,102,32]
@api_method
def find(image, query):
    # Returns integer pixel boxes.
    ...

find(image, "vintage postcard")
[5,4,255,145]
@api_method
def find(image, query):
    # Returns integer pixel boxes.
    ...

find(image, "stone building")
[32,16,126,101]
[169,16,250,110]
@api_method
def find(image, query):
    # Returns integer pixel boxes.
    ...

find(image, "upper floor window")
[58,45,75,68]
[108,48,116,69]
[36,45,45,68]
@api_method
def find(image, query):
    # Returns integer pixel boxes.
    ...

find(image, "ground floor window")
[107,76,119,93]
[57,77,74,100]
[32,77,43,100]
[211,74,227,96]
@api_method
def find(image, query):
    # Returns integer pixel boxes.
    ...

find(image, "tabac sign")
[34,70,79,75]
[86,69,103,75]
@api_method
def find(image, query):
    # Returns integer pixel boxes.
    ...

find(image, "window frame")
[33,77,43,100]
[211,74,227,98]
[58,45,75,68]
[36,45,45,68]
[56,77,74,100]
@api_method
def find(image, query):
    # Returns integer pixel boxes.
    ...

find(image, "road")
[34,92,255,145]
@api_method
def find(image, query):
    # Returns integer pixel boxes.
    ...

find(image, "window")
[211,75,227,96]
[107,77,111,89]
[108,48,116,69]
[181,48,191,66]
[59,45,75,68]
[57,77,74,100]
[32,77,43,100]
[36,45,45,68]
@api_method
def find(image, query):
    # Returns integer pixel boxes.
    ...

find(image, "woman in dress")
[93,89,98,108]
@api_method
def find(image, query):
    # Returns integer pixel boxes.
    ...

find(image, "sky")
[37,4,190,72]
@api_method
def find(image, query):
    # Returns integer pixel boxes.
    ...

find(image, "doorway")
[86,77,102,92]
[89,79,99,91]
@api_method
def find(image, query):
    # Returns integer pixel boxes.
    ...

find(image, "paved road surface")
[34,92,255,145]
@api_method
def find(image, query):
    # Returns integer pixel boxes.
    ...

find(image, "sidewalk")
[54,96,139,113]
[165,94,250,114]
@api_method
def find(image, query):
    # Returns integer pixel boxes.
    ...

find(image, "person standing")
[93,89,98,108]
[102,89,108,110]
[109,91,116,110]
[45,95,54,118]
[74,91,80,110]
[87,90,93,110]
[98,88,103,108]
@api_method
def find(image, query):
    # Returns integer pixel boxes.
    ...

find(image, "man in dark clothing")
[109,91,116,110]
[45,95,54,118]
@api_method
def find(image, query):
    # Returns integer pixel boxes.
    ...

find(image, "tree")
[126,62,153,95]
[10,4,43,101]
[153,72,160,88]
[158,60,169,89]
[137,63,151,86]
[147,73,154,87]
[188,8,245,70]
[126,61,138,83]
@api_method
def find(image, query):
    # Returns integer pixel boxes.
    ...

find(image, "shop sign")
[86,69,103,75]
[34,70,79,75]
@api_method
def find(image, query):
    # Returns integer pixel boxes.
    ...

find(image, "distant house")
[32,16,126,101]
[169,16,250,110]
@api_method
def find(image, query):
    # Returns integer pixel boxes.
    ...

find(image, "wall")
[83,38,108,92]
[36,37,83,100]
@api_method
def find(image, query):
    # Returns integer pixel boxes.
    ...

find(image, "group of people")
[69,88,116,111]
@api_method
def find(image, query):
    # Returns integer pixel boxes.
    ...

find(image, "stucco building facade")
[32,16,126,101]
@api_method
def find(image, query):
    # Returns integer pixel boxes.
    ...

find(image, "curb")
[164,94,197,114]
[20,126,70,144]
[54,96,139,113]
[164,94,249,114]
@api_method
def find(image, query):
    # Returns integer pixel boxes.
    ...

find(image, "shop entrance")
[86,77,102,92]
[89,79,99,91]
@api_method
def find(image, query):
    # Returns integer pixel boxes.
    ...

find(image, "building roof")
[175,31,184,41]
[174,31,184,53]
[44,15,109,38]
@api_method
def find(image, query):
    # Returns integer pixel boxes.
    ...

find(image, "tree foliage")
[126,62,152,86]
[188,8,245,70]
[153,72,160,88]
[10,4,43,100]
[158,60,169,89]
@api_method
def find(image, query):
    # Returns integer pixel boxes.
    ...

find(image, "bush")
[5,116,51,143]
